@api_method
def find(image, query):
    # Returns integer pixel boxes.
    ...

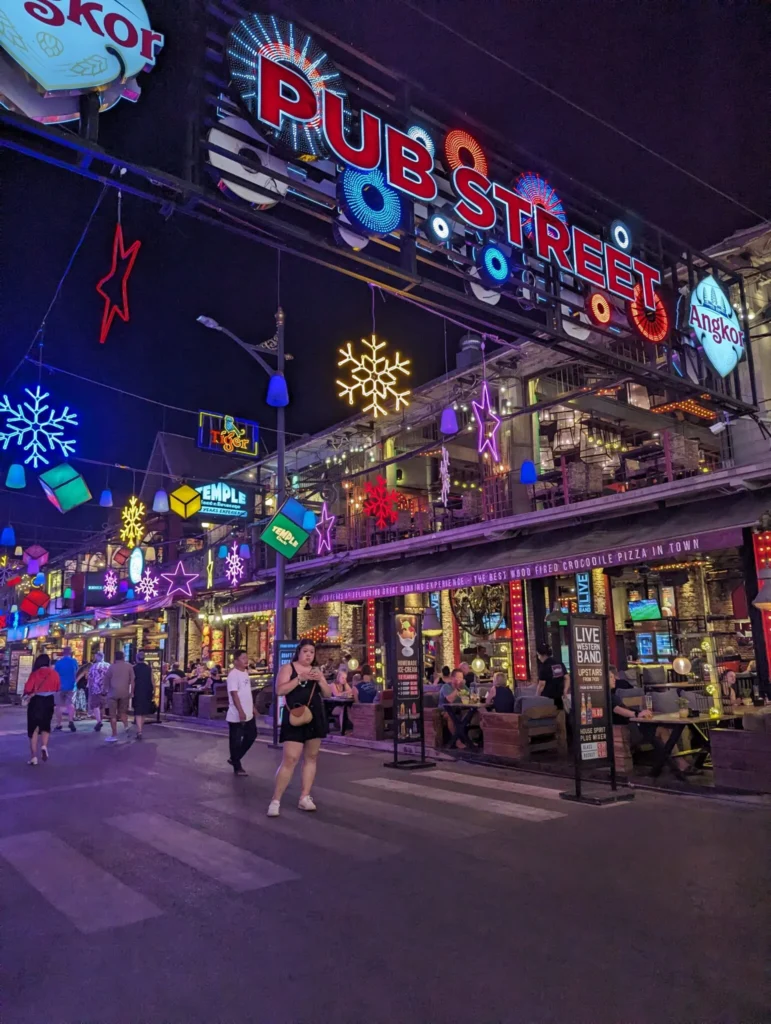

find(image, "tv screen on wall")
[629,599,662,622]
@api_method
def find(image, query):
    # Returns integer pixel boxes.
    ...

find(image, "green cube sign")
[260,511,309,558]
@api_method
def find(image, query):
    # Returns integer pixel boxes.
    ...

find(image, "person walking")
[87,652,110,731]
[132,651,154,740]
[268,639,331,817]
[103,651,134,743]
[53,646,79,733]
[23,653,60,765]
[226,650,257,777]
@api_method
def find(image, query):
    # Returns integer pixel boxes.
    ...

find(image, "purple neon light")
[315,502,335,556]
[160,560,200,598]
[472,380,501,462]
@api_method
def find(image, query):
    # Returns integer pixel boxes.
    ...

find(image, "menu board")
[568,615,611,766]
[14,652,33,696]
[393,613,423,744]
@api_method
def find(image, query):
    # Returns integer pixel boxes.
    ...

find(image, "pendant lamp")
[5,464,26,489]
[63,587,73,599]
[153,489,170,513]
[440,406,459,435]
[238,543,251,559]
[14,545,22,557]
[99,488,114,508]
[422,606,442,635]
[1,525,15,547]
[266,373,290,408]
[519,460,538,484]
[27,559,40,575]
[302,510,316,531]
[753,567,771,610]
[217,544,228,558]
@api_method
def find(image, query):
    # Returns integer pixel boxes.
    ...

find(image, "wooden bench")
[479,708,567,759]
[613,725,634,775]
[711,721,771,792]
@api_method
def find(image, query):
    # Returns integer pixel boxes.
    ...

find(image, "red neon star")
[95,222,142,345]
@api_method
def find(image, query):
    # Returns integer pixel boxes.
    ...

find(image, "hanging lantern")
[152,489,170,513]
[23,544,48,568]
[217,545,228,558]
[33,572,45,586]
[519,460,538,484]
[20,589,50,618]
[169,484,202,519]
[39,463,91,513]
[471,656,487,674]
[347,657,360,671]
[26,559,40,575]
[266,373,289,408]
[0,525,15,547]
[753,567,771,610]
[99,489,114,507]
[13,545,22,557]
[238,543,251,559]
[440,406,459,435]
[302,510,316,532]
[5,464,26,489]
[63,587,73,599]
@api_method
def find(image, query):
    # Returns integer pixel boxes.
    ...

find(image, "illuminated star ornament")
[337,335,411,418]
[224,542,245,587]
[95,222,142,345]
[161,561,200,598]
[363,475,399,529]
[315,502,335,555]
[472,380,501,462]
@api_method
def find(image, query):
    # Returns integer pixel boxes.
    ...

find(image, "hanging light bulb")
[5,464,26,489]
[99,489,114,508]
[153,489,170,513]
[440,406,459,435]
[266,373,289,408]
[1,525,15,547]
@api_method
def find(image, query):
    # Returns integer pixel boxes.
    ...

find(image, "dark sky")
[1,0,768,548]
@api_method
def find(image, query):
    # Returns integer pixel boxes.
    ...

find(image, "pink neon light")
[160,561,200,598]
[315,502,335,555]
[472,380,501,462]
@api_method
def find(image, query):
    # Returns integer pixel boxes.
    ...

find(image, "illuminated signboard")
[576,573,592,614]
[195,481,250,520]
[0,0,164,124]
[197,411,259,459]
[689,277,745,378]
[260,512,309,559]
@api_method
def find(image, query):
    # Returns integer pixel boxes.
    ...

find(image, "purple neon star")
[161,560,200,598]
[315,502,336,556]
[472,380,501,462]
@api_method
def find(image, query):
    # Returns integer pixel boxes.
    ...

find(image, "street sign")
[260,511,309,558]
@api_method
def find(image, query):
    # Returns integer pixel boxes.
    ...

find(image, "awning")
[222,574,330,616]
[310,489,767,602]
[92,593,174,621]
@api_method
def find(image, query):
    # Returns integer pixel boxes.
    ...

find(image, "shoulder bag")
[288,681,317,727]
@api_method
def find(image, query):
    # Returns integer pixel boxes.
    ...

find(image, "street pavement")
[0,709,768,1024]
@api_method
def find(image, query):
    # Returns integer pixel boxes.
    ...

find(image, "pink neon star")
[160,561,200,598]
[315,502,336,555]
[472,380,501,462]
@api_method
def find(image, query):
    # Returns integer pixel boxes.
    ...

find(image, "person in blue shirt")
[354,665,379,704]
[54,647,79,733]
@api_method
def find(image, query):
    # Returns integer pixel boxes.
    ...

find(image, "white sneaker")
[28,756,38,766]
[41,747,49,762]
[298,795,317,812]
[104,736,118,743]
[267,800,281,817]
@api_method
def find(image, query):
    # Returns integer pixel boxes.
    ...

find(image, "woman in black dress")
[268,639,331,817]
[132,651,154,740]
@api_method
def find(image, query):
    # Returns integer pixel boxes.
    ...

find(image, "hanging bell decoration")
[99,489,114,508]
[153,489,170,513]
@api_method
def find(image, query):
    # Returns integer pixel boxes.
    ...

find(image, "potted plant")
[677,696,690,719]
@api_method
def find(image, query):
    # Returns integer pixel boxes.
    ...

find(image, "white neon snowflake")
[135,567,159,601]
[225,542,244,587]
[103,570,118,599]
[0,386,78,469]
[336,334,411,418]
[120,496,146,548]
[440,446,450,506]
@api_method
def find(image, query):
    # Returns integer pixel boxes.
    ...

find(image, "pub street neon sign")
[195,481,250,520]
[228,13,662,312]
[197,410,260,458]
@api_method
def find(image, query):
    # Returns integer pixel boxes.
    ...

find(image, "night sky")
[1,0,768,549]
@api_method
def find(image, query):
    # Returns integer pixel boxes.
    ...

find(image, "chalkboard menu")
[568,615,612,765]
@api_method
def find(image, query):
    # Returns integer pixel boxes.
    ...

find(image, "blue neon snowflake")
[0,386,78,469]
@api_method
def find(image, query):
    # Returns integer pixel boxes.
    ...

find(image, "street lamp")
[198,310,289,744]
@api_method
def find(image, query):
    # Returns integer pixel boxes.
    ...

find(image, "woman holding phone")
[268,639,331,817]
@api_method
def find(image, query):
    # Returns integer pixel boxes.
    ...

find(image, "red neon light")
[627,283,669,343]
[95,222,142,345]
[586,291,612,327]
[366,599,377,668]
[443,129,488,176]
[363,475,399,529]
[509,580,529,682]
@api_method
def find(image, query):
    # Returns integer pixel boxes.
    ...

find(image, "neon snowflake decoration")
[119,495,146,548]
[103,570,118,599]
[0,386,78,469]
[0,557,21,587]
[337,334,411,418]
[363,475,399,529]
[135,567,159,601]
[440,446,450,506]
[224,542,245,587]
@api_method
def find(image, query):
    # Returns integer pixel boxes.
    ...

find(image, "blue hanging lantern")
[127,589,135,600]
[238,543,251,559]
[0,525,15,547]
[5,464,26,489]
[302,510,316,531]
[63,587,73,599]
[153,489,170,513]
[440,406,459,435]
[218,544,228,558]
[99,488,114,508]
[38,607,45,616]
[519,460,538,484]
[266,373,289,408]
[33,572,45,586]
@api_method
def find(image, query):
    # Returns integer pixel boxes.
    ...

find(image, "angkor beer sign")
[226,12,662,313]
[689,276,745,378]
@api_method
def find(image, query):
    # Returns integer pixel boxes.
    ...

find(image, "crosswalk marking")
[204,798,400,861]
[0,778,135,802]
[0,831,161,934]
[108,811,299,892]
[311,786,489,839]
[423,770,566,802]
[355,778,566,822]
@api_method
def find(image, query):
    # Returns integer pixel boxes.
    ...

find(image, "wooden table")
[641,709,759,778]
[323,697,354,735]
[442,702,482,749]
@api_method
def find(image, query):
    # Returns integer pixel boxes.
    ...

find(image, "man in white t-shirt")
[226,650,256,776]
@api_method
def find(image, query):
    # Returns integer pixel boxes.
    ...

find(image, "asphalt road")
[0,710,768,1024]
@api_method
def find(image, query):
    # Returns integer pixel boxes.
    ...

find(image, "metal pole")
[272,307,286,746]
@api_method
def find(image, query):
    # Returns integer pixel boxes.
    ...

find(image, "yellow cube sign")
[169,484,202,519]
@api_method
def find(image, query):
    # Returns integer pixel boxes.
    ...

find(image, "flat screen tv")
[629,599,662,622]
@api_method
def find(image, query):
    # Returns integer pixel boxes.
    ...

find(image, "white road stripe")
[355,778,565,822]
[159,722,351,754]
[108,811,298,892]
[0,778,135,802]
[423,770,566,801]
[0,831,161,934]
[204,798,399,861]
[311,786,489,839]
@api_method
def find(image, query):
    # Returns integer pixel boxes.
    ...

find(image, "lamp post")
[197,311,289,745]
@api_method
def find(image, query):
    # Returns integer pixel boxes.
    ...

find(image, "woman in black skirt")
[267,639,331,817]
